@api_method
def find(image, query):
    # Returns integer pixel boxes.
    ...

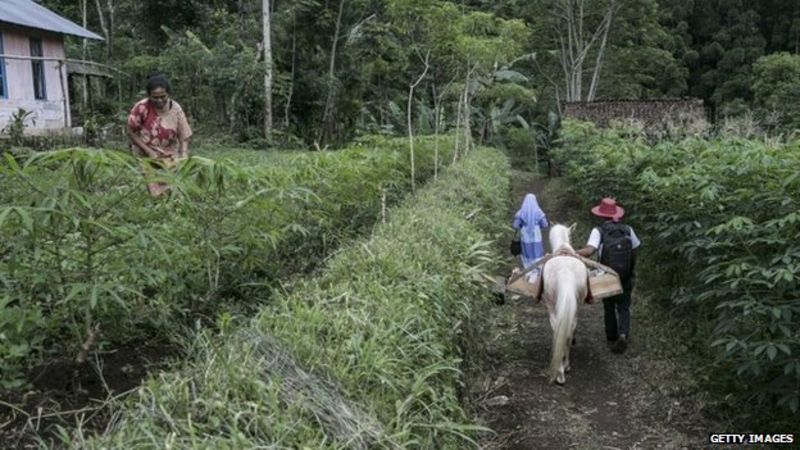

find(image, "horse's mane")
[549,223,574,253]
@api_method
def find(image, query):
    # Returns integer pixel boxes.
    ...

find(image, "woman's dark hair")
[145,73,172,95]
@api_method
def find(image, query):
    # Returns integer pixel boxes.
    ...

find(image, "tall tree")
[319,0,346,145]
[93,0,110,61]
[548,0,617,101]
[81,0,89,109]
[598,0,687,99]
[407,51,430,193]
[262,0,273,138]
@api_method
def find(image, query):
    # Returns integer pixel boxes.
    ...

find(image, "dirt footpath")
[471,171,720,450]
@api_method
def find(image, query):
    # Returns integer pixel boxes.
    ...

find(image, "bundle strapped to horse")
[505,248,623,303]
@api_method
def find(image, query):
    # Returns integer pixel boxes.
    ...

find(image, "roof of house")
[0,0,103,40]
[66,60,113,77]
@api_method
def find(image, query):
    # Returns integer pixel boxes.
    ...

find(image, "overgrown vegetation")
[25,1,800,164]
[0,108,36,147]
[61,146,509,449]
[552,119,800,429]
[0,136,453,388]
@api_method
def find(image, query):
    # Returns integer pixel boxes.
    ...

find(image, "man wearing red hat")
[577,198,641,354]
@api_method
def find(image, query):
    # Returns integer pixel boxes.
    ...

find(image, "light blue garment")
[512,193,549,268]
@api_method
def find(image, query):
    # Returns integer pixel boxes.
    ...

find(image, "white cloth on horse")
[525,256,545,282]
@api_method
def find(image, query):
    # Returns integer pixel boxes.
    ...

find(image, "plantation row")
[64,146,509,449]
[0,136,454,388]
[553,120,800,422]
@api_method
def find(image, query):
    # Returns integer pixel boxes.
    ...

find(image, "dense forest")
[41,0,800,150]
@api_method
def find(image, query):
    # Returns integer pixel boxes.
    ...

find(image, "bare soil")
[470,171,724,450]
[0,341,178,449]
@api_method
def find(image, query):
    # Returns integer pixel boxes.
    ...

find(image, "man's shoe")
[612,335,627,354]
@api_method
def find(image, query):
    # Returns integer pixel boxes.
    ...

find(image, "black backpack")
[599,222,633,280]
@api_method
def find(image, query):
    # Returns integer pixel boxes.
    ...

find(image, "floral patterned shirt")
[127,98,192,159]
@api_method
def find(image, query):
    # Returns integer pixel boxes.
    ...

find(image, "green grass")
[64,146,510,449]
[0,135,455,388]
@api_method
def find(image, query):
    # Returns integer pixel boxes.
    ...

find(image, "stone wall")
[562,99,709,133]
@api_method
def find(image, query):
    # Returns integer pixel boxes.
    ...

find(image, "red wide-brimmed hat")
[591,197,624,221]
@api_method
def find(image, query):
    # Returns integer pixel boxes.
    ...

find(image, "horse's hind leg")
[554,331,568,384]
[554,364,566,385]
[565,319,578,372]
[546,302,557,332]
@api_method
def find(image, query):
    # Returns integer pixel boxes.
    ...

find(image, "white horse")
[542,224,588,385]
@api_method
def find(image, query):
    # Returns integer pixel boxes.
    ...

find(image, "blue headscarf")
[513,193,548,268]
[516,193,545,230]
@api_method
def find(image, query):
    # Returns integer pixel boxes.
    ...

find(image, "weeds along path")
[472,171,719,449]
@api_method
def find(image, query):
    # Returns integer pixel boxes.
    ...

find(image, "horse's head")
[549,223,576,252]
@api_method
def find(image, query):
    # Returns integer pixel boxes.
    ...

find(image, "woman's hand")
[129,131,166,159]
[179,139,190,159]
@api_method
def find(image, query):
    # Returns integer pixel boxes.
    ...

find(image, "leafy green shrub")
[1,150,168,382]
[0,136,455,388]
[0,299,45,388]
[69,146,509,449]
[498,126,538,170]
[1,108,35,146]
[553,119,800,425]
[752,52,800,133]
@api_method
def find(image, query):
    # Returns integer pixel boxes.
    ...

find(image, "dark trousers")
[603,277,634,341]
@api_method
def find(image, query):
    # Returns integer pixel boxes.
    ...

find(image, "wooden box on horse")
[504,261,622,302]
[587,270,623,300]
[506,270,541,299]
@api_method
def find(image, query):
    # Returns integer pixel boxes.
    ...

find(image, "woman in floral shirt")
[127,74,192,196]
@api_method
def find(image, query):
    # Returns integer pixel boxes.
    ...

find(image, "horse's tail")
[551,286,577,381]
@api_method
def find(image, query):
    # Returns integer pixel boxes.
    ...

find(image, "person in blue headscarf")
[512,193,549,269]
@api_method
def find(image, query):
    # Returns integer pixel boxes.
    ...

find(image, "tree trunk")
[81,0,88,111]
[461,70,472,155]
[106,0,114,62]
[407,52,430,194]
[463,87,471,154]
[284,16,296,128]
[588,2,614,101]
[320,0,345,144]
[453,87,463,164]
[93,0,110,63]
[263,0,273,139]
[432,83,440,180]
[553,0,615,102]
[229,91,239,134]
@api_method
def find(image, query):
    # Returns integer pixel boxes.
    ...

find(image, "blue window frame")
[30,38,46,100]
[0,33,7,98]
